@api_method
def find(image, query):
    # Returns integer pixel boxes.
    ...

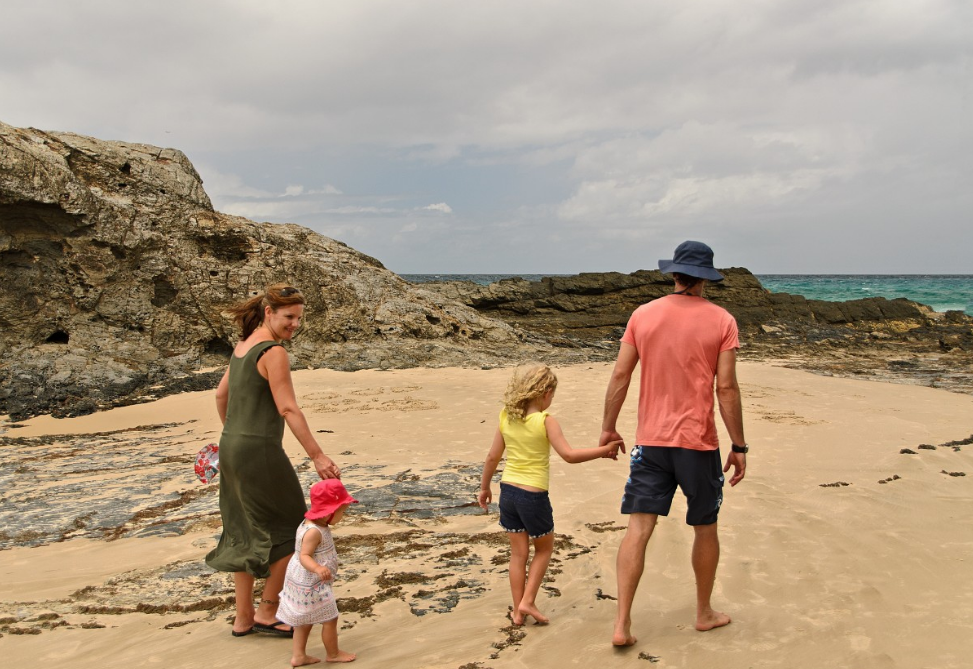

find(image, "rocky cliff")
[0,121,542,419]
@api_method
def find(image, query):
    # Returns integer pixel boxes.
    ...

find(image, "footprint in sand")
[305,391,339,401]
[350,387,385,397]
[377,397,438,412]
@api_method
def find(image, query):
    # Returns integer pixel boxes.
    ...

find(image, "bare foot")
[612,620,637,647]
[291,654,321,667]
[325,650,356,663]
[518,602,549,625]
[695,609,731,631]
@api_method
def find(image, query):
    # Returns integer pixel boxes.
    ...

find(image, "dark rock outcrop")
[419,267,940,342]
[418,269,973,393]
[0,121,539,419]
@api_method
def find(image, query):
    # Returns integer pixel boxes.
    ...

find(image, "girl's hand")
[477,487,492,510]
[604,439,625,460]
[316,565,333,581]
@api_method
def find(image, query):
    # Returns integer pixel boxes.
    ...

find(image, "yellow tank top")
[499,408,551,490]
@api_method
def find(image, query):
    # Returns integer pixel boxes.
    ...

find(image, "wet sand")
[2,361,972,668]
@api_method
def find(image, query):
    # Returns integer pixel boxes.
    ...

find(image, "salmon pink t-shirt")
[620,294,739,451]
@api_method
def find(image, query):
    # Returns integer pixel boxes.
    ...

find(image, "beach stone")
[0,120,543,419]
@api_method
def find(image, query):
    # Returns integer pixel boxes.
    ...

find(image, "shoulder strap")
[253,340,282,363]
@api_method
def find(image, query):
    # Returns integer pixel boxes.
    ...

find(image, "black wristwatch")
[731,443,749,454]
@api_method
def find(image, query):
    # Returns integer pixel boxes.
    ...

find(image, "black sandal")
[252,620,294,638]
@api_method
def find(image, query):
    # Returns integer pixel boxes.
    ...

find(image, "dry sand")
[1,361,972,668]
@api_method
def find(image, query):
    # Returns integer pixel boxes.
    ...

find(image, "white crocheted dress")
[276,521,340,625]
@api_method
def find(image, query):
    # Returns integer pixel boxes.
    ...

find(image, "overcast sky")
[3,1,971,274]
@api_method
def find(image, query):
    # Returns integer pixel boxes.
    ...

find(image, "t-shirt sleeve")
[620,311,638,347]
[720,313,740,351]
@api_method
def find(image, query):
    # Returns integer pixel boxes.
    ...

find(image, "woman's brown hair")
[226,284,306,340]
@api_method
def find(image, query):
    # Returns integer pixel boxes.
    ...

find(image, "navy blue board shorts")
[621,446,725,526]
[499,482,554,538]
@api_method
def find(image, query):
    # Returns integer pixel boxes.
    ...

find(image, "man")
[600,240,748,647]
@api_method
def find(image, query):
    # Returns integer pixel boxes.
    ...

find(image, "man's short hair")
[672,272,702,290]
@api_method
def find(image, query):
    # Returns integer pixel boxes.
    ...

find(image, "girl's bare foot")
[518,602,549,625]
[325,650,356,663]
[695,609,731,631]
[612,620,637,646]
[509,606,525,626]
[291,654,321,667]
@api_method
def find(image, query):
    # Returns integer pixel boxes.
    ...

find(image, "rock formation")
[3,119,971,419]
[0,121,537,419]
[418,268,946,342]
[418,269,973,393]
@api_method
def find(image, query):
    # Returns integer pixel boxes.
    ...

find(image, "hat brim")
[305,496,358,520]
[658,260,724,282]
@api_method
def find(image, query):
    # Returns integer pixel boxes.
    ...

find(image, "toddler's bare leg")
[321,618,356,663]
[290,625,320,667]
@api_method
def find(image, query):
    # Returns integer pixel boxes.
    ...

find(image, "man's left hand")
[723,451,746,486]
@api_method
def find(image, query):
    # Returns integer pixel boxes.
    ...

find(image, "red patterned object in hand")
[194,442,220,484]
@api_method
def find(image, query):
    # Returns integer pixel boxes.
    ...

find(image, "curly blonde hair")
[503,363,558,420]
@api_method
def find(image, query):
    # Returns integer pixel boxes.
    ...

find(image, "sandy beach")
[2,361,972,668]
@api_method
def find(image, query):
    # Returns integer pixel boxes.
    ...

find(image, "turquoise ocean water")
[402,274,973,316]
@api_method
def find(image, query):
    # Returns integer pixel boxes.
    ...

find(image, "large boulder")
[0,121,533,419]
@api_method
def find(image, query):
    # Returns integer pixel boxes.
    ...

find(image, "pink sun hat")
[305,479,358,520]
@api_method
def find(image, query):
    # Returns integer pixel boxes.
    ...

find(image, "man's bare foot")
[612,620,637,646]
[518,603,549,625]
[291,654,321,667]
[695,609,731,631]
[325,650,356,663]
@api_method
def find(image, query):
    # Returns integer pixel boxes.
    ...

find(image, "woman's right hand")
[313,454,341,480]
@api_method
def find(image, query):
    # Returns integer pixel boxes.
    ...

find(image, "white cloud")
[421,203,452,214]
[2,1,970,272]
[308,184,343,195]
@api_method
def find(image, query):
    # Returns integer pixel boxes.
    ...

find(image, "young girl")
[277,479,358,665]
[478,363,622,626]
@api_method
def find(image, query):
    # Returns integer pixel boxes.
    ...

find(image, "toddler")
[277,479,358,665]
[478,363,621,625]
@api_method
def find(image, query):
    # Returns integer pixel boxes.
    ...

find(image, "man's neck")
[673,281,706,297]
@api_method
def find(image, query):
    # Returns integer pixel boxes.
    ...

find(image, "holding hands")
[600,430,627,459]
[313,454,341,480]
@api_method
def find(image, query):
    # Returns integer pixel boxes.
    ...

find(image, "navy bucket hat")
[658,240,724,282]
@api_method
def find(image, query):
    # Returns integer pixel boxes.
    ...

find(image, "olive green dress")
[205,341,307,578]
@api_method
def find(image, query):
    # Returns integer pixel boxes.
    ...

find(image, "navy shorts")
[620,446,724,526]
[499,483,554,538]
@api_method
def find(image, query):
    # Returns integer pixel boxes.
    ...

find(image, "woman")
[206,284,340,638]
